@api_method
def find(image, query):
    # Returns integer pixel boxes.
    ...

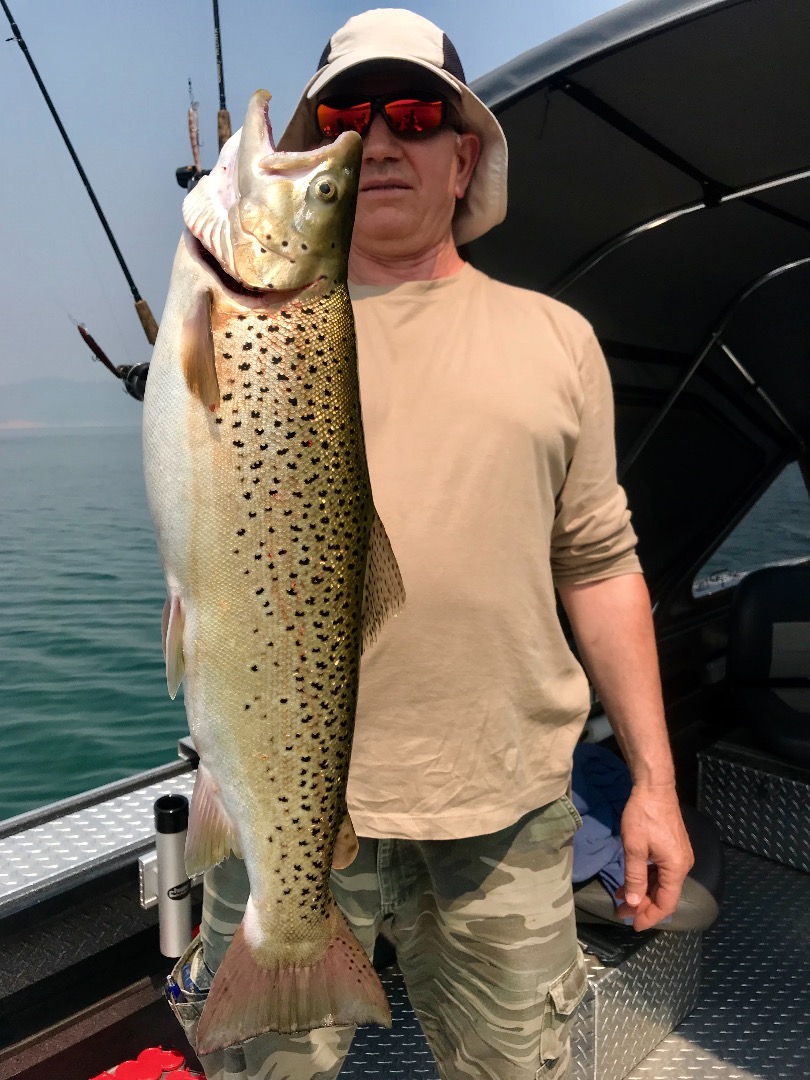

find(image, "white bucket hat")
[278,8,508,246]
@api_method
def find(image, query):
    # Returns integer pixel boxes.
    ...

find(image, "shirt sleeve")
[550,331,642,585]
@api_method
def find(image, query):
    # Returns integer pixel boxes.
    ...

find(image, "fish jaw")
[183,89,362,294]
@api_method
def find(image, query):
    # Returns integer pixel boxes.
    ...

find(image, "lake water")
[1,426,807,822]
[0,426,182,821]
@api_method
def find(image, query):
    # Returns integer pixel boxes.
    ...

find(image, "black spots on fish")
[222,353,232,361]
[243,492,252,500]
[222,392,233,402]
[233,440,245,449]
[239,361,251,371]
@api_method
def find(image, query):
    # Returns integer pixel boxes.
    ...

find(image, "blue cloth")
[571,743,632,898]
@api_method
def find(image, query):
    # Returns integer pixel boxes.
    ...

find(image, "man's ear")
[454,132,481,200]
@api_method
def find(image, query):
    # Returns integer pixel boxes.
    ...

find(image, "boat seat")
[727,563,810,766]
[574,803,723,931]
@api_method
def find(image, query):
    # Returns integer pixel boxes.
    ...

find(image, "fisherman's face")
[315,69,480,263]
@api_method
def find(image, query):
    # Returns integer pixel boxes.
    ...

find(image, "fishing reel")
[120,362,150,402]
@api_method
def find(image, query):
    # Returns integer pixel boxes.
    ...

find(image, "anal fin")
[195,900,391,1054]
[186,761,242,876]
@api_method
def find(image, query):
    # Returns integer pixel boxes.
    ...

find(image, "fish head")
[183,90,362,296]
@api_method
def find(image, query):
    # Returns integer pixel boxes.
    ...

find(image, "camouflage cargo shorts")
[168,795,587,1080]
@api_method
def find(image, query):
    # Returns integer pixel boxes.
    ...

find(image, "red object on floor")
[137,1048,186,1073]
[88,1045,202,1079]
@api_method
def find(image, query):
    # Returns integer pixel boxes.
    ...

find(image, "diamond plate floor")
[338,848,810,1079]
[626,847,810,1079]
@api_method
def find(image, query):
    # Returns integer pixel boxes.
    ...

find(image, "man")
[170,9,694,1079]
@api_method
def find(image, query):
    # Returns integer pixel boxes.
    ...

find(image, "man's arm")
[557,572,694,931]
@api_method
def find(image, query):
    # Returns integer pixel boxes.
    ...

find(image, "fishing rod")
[213,0,232,149]
[1,0,159,349]
[178,1,233,187]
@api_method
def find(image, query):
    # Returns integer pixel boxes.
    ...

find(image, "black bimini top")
[468,0,810,613]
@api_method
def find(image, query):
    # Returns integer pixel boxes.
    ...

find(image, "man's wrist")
[629,774,677,792]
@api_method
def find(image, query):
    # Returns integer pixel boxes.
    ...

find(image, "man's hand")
[558,574,695,930]
[614,783,694,931]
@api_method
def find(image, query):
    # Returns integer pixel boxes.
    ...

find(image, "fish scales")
[193,288,372,955]
[143,90,404,1054]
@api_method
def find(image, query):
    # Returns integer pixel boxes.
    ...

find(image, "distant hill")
[0,377,142,429]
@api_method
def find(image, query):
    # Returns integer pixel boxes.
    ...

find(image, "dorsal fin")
[361,510,405,652]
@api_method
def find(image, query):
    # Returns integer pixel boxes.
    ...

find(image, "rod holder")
[155,794,193,958]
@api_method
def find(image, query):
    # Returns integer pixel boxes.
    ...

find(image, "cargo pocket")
[536,952,588,1078]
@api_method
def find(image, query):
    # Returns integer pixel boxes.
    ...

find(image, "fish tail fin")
[195,901,391,1055]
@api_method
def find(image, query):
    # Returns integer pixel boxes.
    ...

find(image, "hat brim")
[277,55,507,246]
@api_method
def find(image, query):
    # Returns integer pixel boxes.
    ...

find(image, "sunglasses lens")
[316,101,372,138]
[383,99,445,134]
[317,97,448,139]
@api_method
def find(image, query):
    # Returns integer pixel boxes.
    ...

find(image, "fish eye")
[313,177,338,201]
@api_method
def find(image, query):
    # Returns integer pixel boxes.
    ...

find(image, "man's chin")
[353,207,416,246]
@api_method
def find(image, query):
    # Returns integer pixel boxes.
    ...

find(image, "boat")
[1,1,808,1077]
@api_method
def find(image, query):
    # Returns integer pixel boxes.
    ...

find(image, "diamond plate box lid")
[697,729,810,872]
[697,728,810,783]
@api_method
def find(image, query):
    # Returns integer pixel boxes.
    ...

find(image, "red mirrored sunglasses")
[316,95,449,140]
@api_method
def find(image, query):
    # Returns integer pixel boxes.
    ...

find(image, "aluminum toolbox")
[573,928,701,1080]
[697,728,810,872]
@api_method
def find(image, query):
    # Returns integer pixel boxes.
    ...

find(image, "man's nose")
[362,113,402,159]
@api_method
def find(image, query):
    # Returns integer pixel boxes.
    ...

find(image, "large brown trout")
[143,90,403,1055]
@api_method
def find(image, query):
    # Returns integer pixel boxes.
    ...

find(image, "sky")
[0,0,626,397]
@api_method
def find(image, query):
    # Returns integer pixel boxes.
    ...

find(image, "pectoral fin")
[185,762,242,876]
[182,289,220,410]
[360,510,406,652]
[162,593,186,699]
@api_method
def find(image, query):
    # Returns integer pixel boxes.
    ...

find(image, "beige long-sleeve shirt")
[347,264,640,840]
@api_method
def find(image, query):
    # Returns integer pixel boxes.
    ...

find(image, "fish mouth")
[190,237,323,302]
